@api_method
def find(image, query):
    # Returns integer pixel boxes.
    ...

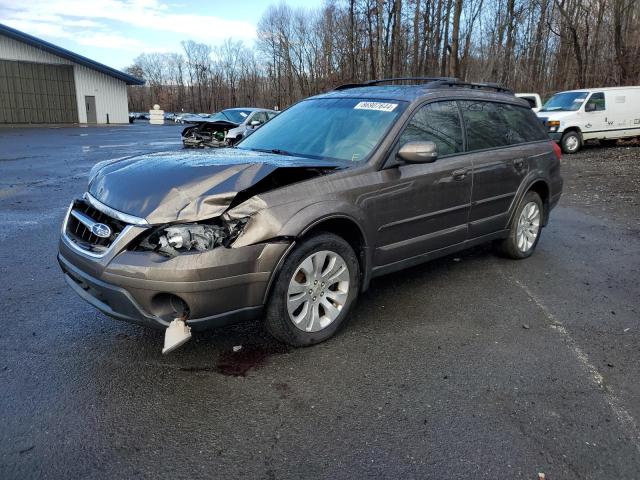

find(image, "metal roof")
[0,23,145,85]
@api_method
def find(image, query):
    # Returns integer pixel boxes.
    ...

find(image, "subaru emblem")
[91,223,112,238]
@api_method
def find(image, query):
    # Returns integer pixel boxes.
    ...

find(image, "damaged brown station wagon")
[58,78,563,347]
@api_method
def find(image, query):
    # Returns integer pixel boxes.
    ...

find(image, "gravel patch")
[560,139,640,228]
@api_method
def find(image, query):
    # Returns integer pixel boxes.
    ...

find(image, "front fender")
[231,200,370,248]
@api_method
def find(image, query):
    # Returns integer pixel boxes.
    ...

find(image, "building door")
[85,96,97,123]
[0,60,78,124]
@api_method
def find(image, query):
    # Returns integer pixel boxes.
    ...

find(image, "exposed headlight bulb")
[165,228,186,248]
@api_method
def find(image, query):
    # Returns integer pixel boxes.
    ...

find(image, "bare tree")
[128,0,640,112]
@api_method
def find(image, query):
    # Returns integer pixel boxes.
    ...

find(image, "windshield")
[541,92,588,112]
[237,98,406,162]
[210,109,252,124]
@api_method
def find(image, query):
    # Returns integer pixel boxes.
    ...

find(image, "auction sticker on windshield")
[354,102,398,112]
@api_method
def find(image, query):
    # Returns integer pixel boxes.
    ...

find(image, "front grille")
[65,199,127,253]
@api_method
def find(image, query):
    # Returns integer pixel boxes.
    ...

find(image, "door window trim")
[380,97,552,169]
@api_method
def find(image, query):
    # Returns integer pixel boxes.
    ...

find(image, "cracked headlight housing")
[138,218,249,257]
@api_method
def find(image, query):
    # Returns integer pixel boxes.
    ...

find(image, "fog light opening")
[151,293,191,321]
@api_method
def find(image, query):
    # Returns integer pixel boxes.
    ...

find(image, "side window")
[460,101,541,150]
[586,92,605,111]
[500,104,549,142]
[251,112,268,124]
[398,101,463,156]
[267,112,278,120]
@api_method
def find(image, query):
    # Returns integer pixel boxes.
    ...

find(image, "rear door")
[370,100,472,266]
[459,100,547,238]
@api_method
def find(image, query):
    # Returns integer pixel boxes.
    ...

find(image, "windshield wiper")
[251,148,295,157]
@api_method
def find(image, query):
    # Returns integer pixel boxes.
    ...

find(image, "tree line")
[126,0,640,113]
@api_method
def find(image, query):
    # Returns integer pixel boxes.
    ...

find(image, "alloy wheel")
[516,202,541,252]
[286,250,350,332]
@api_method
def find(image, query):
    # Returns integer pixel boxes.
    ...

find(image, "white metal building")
[0,23,143,124]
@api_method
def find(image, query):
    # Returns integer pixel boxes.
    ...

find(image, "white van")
[537,86,640,153]
[516,93,542,112]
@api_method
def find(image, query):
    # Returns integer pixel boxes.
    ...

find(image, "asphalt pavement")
[1,123,639,479]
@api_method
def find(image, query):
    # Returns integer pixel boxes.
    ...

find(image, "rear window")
[459,101,548,151]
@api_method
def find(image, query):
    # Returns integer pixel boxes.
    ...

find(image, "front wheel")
[495,191,543,259]
[264,233,360,347]
[560,131,582,154]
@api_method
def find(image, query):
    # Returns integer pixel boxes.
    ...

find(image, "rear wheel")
[265,233,360,346]
[561,131,582,154]
[495,191,543,259]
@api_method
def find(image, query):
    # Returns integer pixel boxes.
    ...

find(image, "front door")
[582,92,608,138]
[368,100,472,267]
[85,96,97,123]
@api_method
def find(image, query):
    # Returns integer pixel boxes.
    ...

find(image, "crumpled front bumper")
[58,233,290,331]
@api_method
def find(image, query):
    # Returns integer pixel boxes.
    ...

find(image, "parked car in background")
[58,78,562,348]
[516,93,542,112]
[176,113,210,124]
[182,107,278,148]
[537,86,640,153]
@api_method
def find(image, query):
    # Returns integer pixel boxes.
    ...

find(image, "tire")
[264,233,360,347]
[600,139,618,147]
[495,191,544,259]
[560,131,582,154]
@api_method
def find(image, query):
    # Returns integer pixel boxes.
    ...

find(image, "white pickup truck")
[516,93,542,112]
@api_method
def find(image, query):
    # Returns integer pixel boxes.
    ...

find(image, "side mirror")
[397,141,438,163]
[585,103,596,112]
[250,120,261,126]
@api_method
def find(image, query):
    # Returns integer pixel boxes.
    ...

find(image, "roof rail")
[425,79,513,94]
[334,77,513,94]
[334,77,459,90]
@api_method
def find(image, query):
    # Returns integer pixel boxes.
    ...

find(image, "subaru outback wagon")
[58,78,563,347]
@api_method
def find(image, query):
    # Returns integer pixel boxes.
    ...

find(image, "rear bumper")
[58,236,290,331]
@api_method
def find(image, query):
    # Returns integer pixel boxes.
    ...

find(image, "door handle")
[452,168,468,180]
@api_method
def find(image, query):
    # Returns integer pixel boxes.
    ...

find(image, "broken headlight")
[138,218,248,257]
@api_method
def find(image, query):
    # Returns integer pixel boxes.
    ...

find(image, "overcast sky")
[0,0,319,71]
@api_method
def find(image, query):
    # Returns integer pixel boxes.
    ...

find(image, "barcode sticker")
[354,102,398,112]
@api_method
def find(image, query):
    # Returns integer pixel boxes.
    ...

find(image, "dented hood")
[88,148,341,224]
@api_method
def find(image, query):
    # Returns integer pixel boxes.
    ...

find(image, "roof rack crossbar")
[425,80,513,93]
